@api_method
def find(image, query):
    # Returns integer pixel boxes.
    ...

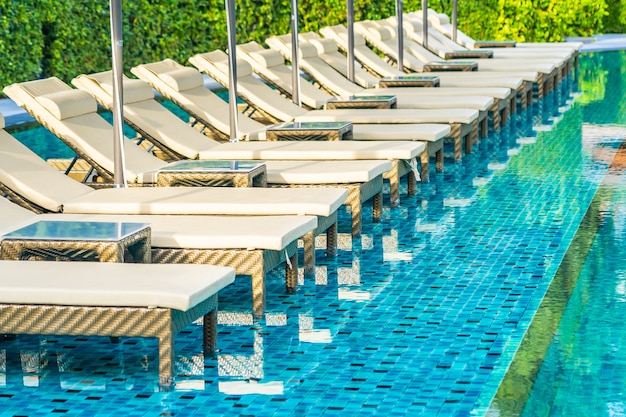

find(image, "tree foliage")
[0,0,621,92]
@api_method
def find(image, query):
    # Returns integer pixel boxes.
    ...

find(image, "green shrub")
[0,0,617,93]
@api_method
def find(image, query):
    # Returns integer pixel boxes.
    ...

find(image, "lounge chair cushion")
[299,42,319,59]
[251,49,285,68]
[212,57,254,78]
[0,260,235,311]
[35,89,97,120]
[160,67,205,92]
[99,78,155,104]
[312,38,339,55]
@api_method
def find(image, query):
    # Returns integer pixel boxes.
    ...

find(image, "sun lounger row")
[0,8,578,389]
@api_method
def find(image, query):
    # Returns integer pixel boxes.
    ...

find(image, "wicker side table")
[266,121,353,141]
[443,50,493,59]
[325,95,397,110]
[157,160,267,187]
[423,61,479,72]
[474,40,516,48]
[378,75,441,88]
[0,220,151,263]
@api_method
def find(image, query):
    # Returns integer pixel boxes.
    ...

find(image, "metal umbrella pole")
[225,0,240,142]
[422,0,428,49]
[396,0,404,71]
[109,0,127,188]
[452,0,458,43]
[346,0,355,82]
[290,0,301,106]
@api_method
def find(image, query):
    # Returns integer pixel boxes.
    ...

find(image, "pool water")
[0,51,625,416]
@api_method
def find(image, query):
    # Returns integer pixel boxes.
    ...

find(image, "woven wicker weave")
[0,295,218,386]
[271,177,382,237]
[156,165,267,187]
[0,227,151,263]
[151,240,298,318]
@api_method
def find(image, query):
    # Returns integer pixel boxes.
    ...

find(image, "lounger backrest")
[395,15,462,55]
[354,21,427,71]
[3,78,167,185]
[319,25,405,78]
[72,71,156,109]
[307,37,380,89]
[72,71,220,160]
[190,50,308,123]
[266,35,363,97]
[236,42,330,109]
[0,128,94,212]
[131,59,268,140]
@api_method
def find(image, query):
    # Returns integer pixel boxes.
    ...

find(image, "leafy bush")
[0,0,619,94]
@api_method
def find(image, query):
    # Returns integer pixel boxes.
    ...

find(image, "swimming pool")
[0,50,623,416]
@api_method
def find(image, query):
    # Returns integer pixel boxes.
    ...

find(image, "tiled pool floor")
[1,52,624,416]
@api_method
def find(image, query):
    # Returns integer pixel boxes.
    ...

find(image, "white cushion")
[251,49,285,68]
[103,78,154,104]
[265,160,391,184]
[35,89,97,120]
[160,67,204,91]
[0,260,235,311]
[299,42,319,59]
[311,38,338,54]
[61,187,348,217]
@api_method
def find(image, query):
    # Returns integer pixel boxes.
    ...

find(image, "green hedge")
[0,0,622,94]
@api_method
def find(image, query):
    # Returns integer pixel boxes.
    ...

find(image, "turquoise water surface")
[1,51,625,416]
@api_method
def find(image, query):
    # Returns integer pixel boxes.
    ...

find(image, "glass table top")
[268,121,352,130]
[1,220,150,241]
[431,60,478,65]
[380,75,440,81]
[158,160,265,173]
[336,95,397,102]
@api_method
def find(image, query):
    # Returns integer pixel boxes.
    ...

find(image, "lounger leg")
[252,269,265,319]
[449,125,462,162]
[348,186,362,237]
[203,309,217,357]
[372,192,382,222]
[481,116,489,138]
[466,120,478,154]
[285,252,298,293]
[326,222,337,257]
[501,104,509,127]
[436,149,444,173]
[407,172,416,197]
[385,161,400,207]
[302,231,315,274]
[420,150,430,183]
[158,329,174,386]
[537,73,545,100]
[490,103,501,132]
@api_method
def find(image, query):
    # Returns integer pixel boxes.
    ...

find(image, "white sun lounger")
[399,14,574,61]
[0,113,346,273]
[131,59,445,201]
[65,72,392,236]
[251,36,507,131]
[353,20,560,99]
[0,185,316,319]
[422,9,582,52]
[0,259,234,385]
[318,23,534,109]
[188,51,478,158]
[193,47,493,123]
